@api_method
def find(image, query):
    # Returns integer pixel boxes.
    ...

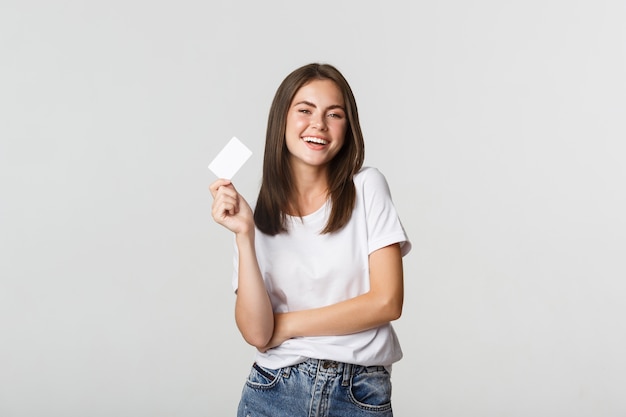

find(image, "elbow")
[387,303,403,322]
[235,303,274,349]
[242,333,271,349]
[236,316,273,349]
[379,297,403,322]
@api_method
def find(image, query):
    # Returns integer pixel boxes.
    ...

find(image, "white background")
[1,1,625,416]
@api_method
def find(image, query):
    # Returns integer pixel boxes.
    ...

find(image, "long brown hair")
[254,63,365,235]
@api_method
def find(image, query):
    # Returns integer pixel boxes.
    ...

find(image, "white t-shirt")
[232,167,411,369]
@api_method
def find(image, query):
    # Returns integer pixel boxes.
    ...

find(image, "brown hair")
[254,63,365,235]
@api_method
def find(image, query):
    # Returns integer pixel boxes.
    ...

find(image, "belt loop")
[341,363,352,386]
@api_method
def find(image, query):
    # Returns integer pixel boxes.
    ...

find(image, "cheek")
[331,129,347,154]
[334,122,348,141]
[286,114,307,132]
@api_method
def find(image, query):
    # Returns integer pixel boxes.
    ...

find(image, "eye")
[327,112,344,119]
[298,108,311,114]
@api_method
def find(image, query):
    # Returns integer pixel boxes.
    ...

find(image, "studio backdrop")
[1,1,625,416]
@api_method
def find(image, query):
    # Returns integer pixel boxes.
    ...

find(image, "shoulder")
[354,166,391,192]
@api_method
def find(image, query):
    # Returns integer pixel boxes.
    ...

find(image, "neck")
[289,163,330,215]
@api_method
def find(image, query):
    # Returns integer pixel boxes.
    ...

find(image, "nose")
[313,114,328,130]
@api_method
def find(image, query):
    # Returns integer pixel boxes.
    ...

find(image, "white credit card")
[208,136,252,179]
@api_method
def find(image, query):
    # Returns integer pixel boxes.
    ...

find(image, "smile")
[302,136,328,145]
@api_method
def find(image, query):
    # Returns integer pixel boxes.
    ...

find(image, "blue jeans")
[237,358,393,417]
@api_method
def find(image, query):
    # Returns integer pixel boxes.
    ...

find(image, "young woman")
[210,63,411,416]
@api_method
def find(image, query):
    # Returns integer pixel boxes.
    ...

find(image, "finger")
[212,191,238,211]
[214,194,239,220]
[212,197,238,220]
[213,204,235,222]
[214,190,243,218]
[209,179,232,198]
[215,185,238,202]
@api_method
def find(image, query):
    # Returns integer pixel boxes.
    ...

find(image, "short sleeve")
[359,168,411,257]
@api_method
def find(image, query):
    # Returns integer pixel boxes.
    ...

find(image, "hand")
[209,179,254,235]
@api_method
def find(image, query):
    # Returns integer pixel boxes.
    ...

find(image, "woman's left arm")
[260,242,404,351]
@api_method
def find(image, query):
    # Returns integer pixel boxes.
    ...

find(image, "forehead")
[291,79,344,105]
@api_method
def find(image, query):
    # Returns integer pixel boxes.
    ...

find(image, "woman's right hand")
[209,179,254,236]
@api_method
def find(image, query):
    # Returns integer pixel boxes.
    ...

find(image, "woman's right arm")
[210,179,274,348]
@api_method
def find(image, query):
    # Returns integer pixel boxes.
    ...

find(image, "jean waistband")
[290,358,386,387]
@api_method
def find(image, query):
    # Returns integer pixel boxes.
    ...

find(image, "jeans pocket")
[245,362,282,390]
[348,367,392,411]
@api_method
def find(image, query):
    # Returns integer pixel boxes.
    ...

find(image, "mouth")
[302,136,329,145]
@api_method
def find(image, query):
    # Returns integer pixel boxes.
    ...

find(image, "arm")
[210,179,274,348]
[260,242,404,351]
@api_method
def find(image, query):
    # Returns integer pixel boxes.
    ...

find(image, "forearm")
[234,231,274,348]
[280,290,402,339]
[263,243,404,351]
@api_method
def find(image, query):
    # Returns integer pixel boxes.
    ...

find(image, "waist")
[292,358,387,377]
[254,326,402,369]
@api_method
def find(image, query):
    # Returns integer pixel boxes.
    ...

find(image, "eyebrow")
[294,100,345,111]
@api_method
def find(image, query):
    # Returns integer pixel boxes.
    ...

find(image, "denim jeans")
[237,358,393,417]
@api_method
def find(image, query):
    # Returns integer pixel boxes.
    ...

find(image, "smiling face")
[284,79,348,171]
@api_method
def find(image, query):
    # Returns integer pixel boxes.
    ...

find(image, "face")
[284,79,347,170]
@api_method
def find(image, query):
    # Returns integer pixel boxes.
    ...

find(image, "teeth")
[303,137,328,145]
